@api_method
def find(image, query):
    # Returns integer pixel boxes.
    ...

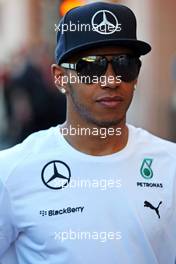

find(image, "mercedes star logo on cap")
[41,160,71,190]
[91,10,121,35]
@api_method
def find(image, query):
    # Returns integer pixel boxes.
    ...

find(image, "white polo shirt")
[0,124,176,264]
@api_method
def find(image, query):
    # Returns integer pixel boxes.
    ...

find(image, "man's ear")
[51,64,67,94]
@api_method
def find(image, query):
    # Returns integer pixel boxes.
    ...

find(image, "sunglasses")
[60,54,141,84]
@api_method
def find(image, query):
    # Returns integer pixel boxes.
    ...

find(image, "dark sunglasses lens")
[76,57,107,83]
[112,55,141,82]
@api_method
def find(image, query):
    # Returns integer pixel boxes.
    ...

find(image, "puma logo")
[144,201,162,218]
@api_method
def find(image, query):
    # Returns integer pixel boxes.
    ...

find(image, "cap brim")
[58,39,151,64]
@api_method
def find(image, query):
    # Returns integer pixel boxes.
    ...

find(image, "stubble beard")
[68,84,126,128]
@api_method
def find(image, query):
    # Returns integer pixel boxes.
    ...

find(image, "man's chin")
[87,118,124,128]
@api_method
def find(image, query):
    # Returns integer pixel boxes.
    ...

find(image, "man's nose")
[100,62,121,89]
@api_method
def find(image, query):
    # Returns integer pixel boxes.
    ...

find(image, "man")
[0,2,176,264]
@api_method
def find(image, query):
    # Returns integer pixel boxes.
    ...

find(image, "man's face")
[54,46,139,128]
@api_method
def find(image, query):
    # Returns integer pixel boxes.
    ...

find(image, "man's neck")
[59,119,129,156]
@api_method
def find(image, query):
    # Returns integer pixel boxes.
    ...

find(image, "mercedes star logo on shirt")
[41,160,71,190]
[91,10,121,35]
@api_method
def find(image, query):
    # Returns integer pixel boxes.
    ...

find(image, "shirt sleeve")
[0,178,18,259]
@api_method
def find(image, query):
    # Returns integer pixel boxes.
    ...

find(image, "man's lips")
[95,96,124,108]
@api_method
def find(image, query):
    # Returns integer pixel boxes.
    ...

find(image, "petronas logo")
[140,158,153,179]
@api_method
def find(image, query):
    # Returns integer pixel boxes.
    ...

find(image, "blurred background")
[0,0,176,152]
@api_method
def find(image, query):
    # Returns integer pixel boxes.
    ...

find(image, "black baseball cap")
[55,2,151,64]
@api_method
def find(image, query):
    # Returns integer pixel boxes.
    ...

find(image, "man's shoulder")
[0,127,56,183]
[130,124,176,159]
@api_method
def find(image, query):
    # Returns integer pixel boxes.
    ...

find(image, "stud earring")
[134,84,137,91]
[60,88,66,94]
